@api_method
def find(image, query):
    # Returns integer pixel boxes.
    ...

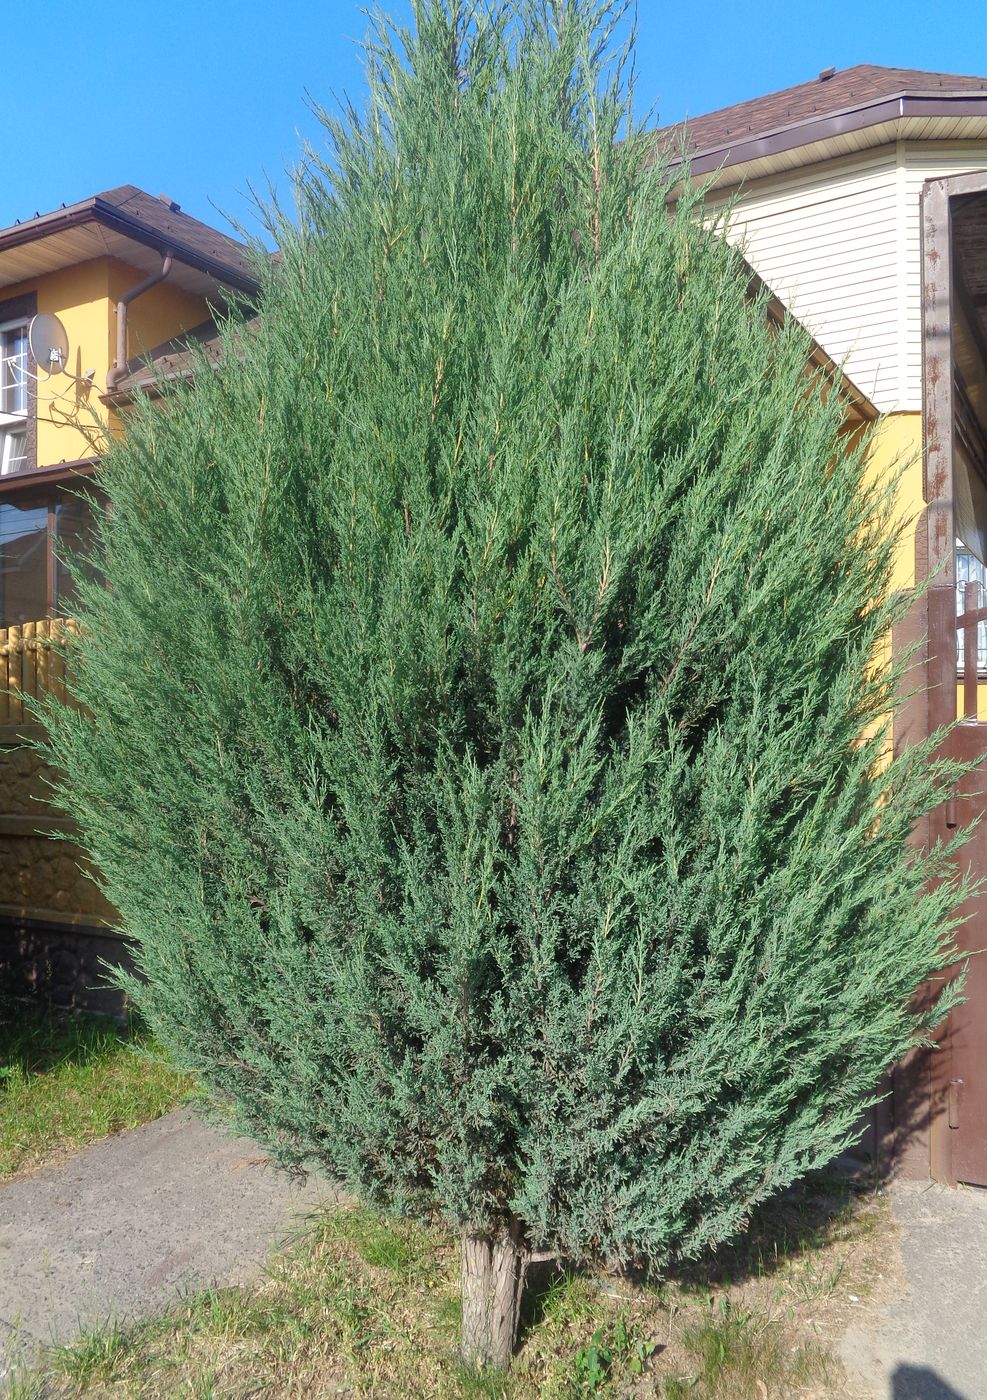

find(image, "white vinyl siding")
[707,150,900,408]
[705,140,987,413]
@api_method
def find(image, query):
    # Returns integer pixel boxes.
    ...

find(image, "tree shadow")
[518,1256,572,1335]
[662,1165,879,1294]
[0,996,135,1080]
[516,1164,876,1352]
[892,1363,968,1400]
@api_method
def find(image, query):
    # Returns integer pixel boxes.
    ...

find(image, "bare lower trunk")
[460,1217,530,1371]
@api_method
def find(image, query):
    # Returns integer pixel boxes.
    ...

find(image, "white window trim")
[0,316,29,475]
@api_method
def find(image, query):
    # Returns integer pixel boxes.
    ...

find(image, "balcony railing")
[0,617,78,726]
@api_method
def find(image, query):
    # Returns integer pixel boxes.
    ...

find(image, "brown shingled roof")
[0,184,260,295]
[653,63,987,172]
[94,185,256,285]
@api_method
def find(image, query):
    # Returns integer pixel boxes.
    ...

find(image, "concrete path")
[0,1108,339,1383]
[841,1181,987,1400]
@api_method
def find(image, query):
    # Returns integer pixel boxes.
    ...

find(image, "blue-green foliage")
[41,1,966,1268]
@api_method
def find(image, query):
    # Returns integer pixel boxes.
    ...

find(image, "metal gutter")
[106,254,174,391]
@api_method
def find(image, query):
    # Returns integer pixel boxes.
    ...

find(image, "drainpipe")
[105,252,173,390]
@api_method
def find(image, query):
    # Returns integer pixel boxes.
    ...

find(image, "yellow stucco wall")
[3,259,113,467]
[2,256,209,468]
[862,411,925,594]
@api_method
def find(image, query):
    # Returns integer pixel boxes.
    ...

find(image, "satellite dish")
[28,313,70,375]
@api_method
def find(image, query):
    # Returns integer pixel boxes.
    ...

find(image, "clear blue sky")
[7,0,986,246]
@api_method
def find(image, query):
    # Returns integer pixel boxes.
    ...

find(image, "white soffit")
[692,114,987,194]
[0,225,226,297]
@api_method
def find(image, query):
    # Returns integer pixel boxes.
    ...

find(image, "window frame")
[0,479,104,629]
[0,316,30,475]
[0,291,37,476]
[957,545,987,679]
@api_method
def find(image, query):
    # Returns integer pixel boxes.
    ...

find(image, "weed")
[570,1316,660,1394]
[666,1296,834,1399]
[2,1372,47,1400]
[573,1328,613,1391]
[49,1318,129,1386]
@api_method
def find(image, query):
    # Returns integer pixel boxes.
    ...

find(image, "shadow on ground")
[668,1167,877,1293]
[893,1363,968,1400]
[516,1167,874,1355]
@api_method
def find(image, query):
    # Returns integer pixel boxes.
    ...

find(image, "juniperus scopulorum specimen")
[41,0,968,1369]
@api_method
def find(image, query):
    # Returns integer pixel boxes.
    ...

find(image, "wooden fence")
[0,617,78,726]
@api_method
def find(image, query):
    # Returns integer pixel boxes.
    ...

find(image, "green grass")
[660,1296,834,1399]
[0,999,192,1178]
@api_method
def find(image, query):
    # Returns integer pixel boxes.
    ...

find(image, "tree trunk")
[460,1218,530,1371]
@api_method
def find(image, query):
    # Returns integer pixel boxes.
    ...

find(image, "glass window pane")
[1,325,28,416]
[0,499,48,628]
[55,490,104,615]
[1,429,27,474]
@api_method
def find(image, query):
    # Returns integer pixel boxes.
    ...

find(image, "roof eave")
[100,365,195,407]
[664,91,987,179]
[0,201,260,298]
[90,199,260,296]
[0,457,100,497]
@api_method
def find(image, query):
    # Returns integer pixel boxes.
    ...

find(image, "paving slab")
[841,1180,987,1400]
[0,1108,339,1383]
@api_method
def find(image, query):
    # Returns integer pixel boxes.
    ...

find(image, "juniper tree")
[40,0,967,1371]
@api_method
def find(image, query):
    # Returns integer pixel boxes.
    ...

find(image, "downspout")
[105,252,173,390]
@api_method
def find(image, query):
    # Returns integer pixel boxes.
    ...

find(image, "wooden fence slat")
[21,620,37,711]
[51,617,66,705]
[37,616,51,708]
[7,623,22,725]
[64,617,79,705]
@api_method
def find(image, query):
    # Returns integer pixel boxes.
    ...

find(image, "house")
[0,186,260,1013]
[655,65,987,1189]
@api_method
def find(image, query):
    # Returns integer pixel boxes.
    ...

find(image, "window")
[0,498,47,625]
[957,548,987,676]
[0,488,103,629]
[0,320,29,475]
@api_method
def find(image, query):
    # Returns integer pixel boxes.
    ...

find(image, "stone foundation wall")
[0,918,133,1017]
